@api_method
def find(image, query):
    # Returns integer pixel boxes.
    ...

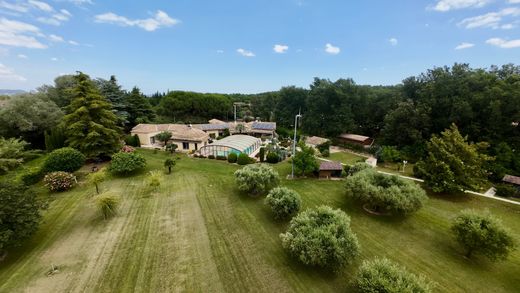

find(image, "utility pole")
[291,111,302,179]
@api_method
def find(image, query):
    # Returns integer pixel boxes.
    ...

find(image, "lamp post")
[291,111,302,179]
[402,160,408,173]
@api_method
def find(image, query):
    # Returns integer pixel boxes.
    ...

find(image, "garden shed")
[198,135,261,158]
[502,174,520,190]
[319,161,343,179]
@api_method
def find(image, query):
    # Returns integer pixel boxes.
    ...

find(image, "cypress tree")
[124,87,155,128]
[63,72,122,159]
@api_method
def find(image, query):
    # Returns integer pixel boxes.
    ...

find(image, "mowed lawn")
[0,150,519,292]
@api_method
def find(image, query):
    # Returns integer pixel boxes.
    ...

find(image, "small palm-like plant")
[164,158,176,174]
[96,192,120,220]
[88,170,106,194]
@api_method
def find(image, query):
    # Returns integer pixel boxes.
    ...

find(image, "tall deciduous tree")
[37,74,77,109]
[0,93,63,148]
[416,124,492,193]
[62,72,121,159]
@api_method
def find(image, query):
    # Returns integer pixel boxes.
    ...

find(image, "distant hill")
[0,89,26,95]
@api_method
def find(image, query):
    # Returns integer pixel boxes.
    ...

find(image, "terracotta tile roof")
[319,161,343,171]
[131,124,209,142]
[338,133,371,142]
[305,136,329,146]
[503,175,520,186]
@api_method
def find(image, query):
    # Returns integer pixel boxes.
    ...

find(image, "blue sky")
[0,0,519,94]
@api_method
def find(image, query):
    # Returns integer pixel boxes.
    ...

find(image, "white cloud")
[0,18,47,48]
[501,23,516,29]
[0,63,26,81]
[216,49,224,53]
[325,43,340,54]
[389,38,398,46]
[51,57,58,61]
[431,0,492,12]
[36,9,72,26]
[273,44,289,53]
[68,40,79,45]
[458,8,520,29]
[455,42,475,49]
[508,0,520,3]
[237,48,255,57]
[66,0,93,5]
[17,54,28,59]
[28,0,53,12]
[94,10,179,31]
[48,34,64,42]
[486,37,520,48]
[0,1,29,13]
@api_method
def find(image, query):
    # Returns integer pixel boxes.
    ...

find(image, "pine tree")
[96,75,128,125]
[63,72,122,159]
[124,87,155,128]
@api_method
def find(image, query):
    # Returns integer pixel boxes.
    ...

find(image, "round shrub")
[216,155,227,161]
[495,183,520,198]
[43,147,85,173]
[234,164,279,196]
[356,258,433,293]
[237,153,251,165]
[208,155,216,160]
[265,187,301,220]
[43,171,77,192]
[228,153,238,163]
[266,152,279,164]
[108,152,146,175]
[96,192,120,220]
[452,209,516,261]
[280,205,360,269]
[345,162,372,176]
[345,169,427,215]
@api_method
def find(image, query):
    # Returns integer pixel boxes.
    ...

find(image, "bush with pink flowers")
[43,171,77,192]
[121,145,135,153]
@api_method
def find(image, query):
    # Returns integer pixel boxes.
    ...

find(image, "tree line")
[1,63,519,179]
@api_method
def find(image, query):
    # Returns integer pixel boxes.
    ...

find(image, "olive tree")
[356,258,433,293]
[234,164,279,196]
[451,209,516,261]
[280,205,360,269]
[345,169,427,215]
[108,152,146,175]
[265,187,301,220]
[155,131,172,146]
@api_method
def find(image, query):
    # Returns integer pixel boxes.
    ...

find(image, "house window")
[182,142,189,150]
[150,136,156,144]
[209,133,216,139]
[195,143,198,150]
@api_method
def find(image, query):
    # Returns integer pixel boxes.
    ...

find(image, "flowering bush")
[121,145,135,153]
[43,171,77,192]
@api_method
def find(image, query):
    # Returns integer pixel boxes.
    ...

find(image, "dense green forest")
[0,63,519,180]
